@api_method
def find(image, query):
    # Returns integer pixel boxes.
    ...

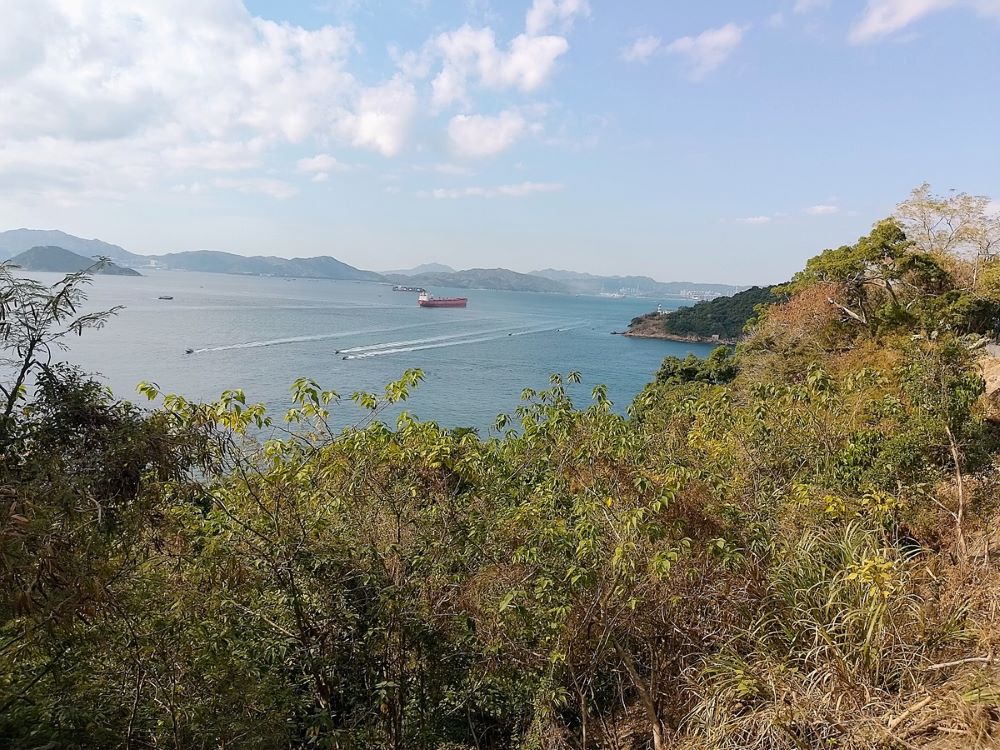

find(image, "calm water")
[37,270,716,432]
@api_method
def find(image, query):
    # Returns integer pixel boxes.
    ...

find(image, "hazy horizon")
[2,227,752,286]
[2,1,998,285]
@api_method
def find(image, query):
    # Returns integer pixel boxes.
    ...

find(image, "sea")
[34,270,717,433]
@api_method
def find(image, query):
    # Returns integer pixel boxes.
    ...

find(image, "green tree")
[0,262,120,437]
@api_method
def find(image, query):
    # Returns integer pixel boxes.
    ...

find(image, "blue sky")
[1,0,998,284]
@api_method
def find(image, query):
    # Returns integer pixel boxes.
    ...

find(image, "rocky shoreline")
[615,330,737,345]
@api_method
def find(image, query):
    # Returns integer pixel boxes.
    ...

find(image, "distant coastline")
[0,229,742,298]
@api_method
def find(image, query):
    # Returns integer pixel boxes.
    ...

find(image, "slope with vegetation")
[3,185,1000,749]
[627,284,779,342]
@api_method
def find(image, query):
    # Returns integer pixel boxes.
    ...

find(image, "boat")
[184,348,194,354]
[158,295,174,300]
[418,291,467,308]
[393,285,425,292]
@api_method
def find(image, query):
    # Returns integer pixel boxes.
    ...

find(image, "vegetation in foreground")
[3,185,1000,749]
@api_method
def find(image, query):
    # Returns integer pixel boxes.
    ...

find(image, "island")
[8,246,143,276]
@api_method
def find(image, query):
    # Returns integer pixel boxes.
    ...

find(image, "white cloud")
[0,1,587,205]
[805,204,839,215]
[525,0,591,36]
[794,0,831,13]
[849,0,1000,43]
[0,1,423,203]
[338,76,418,157]
[448,110,529,157]
[162,141,266,172]
[297,153,351,175]
[429,163,476,176]
[420,181,563,198]
[410,162,476,176]
[738,215,773,224]
[213,177,298,200]
[621,35,663,63]
[666,23,748,79]
[417,0,586,111]
[427,25,570,109]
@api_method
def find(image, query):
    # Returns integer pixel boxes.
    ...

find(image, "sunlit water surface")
[34,270,716,432]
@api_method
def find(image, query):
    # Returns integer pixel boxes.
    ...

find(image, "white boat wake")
[188,322,434,354]
[335,326,523,354]
[342,323,586,360]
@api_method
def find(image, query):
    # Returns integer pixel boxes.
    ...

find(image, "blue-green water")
[39,270,716,432]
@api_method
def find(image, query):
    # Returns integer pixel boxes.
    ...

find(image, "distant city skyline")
[1,0,998,285]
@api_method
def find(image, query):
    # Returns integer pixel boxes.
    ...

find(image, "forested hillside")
[3,185,1000,749]
[627,285,779,341]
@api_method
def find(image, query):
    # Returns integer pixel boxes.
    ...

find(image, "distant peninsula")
[9,246,142,276]
[625,285,779,343]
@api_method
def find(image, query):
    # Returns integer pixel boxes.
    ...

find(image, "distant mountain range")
[0,228,741,295]
[9,246,141,276]
[530,268,741,297]
[386,268,566,293]
[384,263,455,276]
[0,229,145,266]
[143,250,381,281]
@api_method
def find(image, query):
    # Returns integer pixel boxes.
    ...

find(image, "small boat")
[393,285,425,292]
[184,348,194,354]
[158,295,174,300]
[418,291,467,308]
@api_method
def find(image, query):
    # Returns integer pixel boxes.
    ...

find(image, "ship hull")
[418,298,467,308]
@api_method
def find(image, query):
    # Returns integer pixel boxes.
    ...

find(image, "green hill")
[150,250,383,281]
[627,284,779,341]
[8,246,142,276]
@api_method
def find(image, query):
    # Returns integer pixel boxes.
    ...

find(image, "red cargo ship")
[418,291,467,308]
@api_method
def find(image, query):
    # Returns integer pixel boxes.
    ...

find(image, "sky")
[1,0,998,285]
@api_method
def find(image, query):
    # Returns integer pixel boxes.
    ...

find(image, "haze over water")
[47,270,715,432]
